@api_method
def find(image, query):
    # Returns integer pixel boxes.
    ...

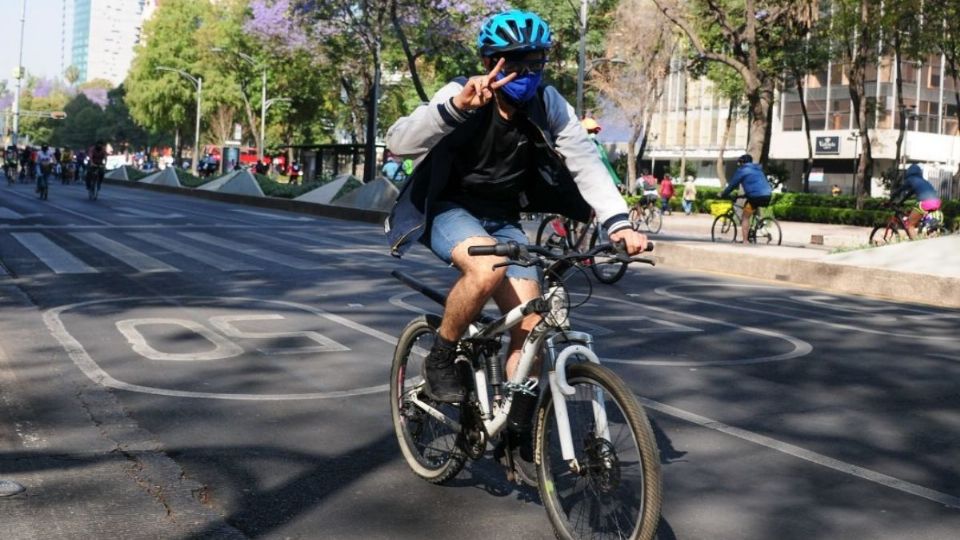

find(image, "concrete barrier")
[294,174,362,204]
[139,167,182,187]
[332,177,399,212]
[104,167,130,181]
[198,170,264,196]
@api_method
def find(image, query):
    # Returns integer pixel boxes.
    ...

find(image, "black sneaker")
[495,429,537,487]
[422,345,465,403]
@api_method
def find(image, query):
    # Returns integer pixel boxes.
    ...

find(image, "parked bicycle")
[711,197,782,244]
[534,214,630,284]
[391,240,662,540]
[628,195,663,234]
[869,204,945,245]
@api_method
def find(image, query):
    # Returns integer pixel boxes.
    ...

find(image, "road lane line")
[129,232,258,271]
[637,396,960,509]
[656,284,958,342]
[10,232,98,274]
[180,232,317,270]
[3,188,112,225]
[71,232,179,273]
[232,209,313,221]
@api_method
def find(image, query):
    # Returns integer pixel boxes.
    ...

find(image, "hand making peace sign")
[451,58,517,111]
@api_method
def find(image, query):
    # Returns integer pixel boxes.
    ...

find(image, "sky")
[1,0,70,89]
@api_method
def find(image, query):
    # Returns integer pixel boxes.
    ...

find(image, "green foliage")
[254,174,326,199]
[667,162,697,179]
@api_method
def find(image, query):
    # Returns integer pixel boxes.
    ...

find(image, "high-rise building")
[71,0,153,85]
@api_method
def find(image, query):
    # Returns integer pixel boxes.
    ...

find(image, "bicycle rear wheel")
[711,214,738,242]
[588,227,628,284]
[536,362,662,540]
[752,217,782,245]
[644,207,662,234]
[390,315,466,484]
[537,214,570,256]
[869,223,901,246]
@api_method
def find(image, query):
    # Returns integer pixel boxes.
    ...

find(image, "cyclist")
[36,144,57,191]
[890,163,941,239]
[581,117,623,190]
[719,153,772,244]
[86,141,107,195]
[4,145,18,181]
[387,6,645,439]
[637,168,659,206]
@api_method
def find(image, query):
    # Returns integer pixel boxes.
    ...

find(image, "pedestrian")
[831,184,841,197]
[381,151,404,186]
[682,175,697,215]
[659,174,675,215]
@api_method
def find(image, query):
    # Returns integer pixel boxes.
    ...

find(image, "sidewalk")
[649,212,960,308]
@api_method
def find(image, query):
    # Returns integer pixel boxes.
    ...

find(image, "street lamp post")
[156,67,202,176]
[212,48,267,161]
[575,0,588,117]
[12,0,28,146]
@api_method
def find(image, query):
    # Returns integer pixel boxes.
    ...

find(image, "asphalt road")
[1,180,958,539]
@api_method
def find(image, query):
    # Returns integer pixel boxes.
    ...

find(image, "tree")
[922,1,960,182]
[652,0,819,164]
[592,0,676,191]
[64,65,81,87]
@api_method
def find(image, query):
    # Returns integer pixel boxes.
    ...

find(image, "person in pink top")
[659,175,675,215]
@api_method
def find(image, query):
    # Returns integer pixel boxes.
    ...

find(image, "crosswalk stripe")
[70,233,179,273]
[10,233,98,274]
[180,232,317,270]
[130,232,259,271]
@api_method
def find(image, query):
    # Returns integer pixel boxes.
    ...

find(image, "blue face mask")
[496,71,542,104]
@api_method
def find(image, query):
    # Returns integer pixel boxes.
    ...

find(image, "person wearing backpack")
[720,154,772,244]
[384,8,647,483]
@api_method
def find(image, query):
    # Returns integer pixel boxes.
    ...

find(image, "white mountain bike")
[390,240,662,540]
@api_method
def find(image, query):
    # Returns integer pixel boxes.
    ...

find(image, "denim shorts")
[429,202,540,282]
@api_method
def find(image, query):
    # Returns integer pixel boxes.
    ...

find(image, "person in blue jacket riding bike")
[720,154,772,244]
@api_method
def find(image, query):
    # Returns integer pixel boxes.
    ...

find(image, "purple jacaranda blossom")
[0,94,13,110]
[82,87,108,108]
[32,78,55,98]
[245,0,310,51]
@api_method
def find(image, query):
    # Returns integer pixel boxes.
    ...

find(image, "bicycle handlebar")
[467,240,655,267]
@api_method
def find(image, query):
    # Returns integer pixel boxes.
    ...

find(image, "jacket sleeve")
[719,169,745,198]
[385,81,473,160]
[543,86,630,233]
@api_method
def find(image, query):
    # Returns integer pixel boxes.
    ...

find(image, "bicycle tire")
[390,315,466,484]
[588,227,628,284]
[537,215,569,256]
[536,362,662,540]
[645,207,662,234]
[711,214,738,242]
[628,206,641,224]
[752,217,782,245]
[869,223,901,246]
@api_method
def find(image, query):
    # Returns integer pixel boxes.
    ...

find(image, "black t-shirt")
[442,107,532,220]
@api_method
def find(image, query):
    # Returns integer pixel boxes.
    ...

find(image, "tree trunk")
[679,76,688,179]
[795,76,814,192]
[390,0,428,103]
[761,86,775,165]
[717,96,737,183]
[746,87,772,162]
[848,0,874,210]
[893,37,906,167]
[363,41,382,183]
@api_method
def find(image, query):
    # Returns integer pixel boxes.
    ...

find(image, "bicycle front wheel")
[588,227,628,284]
[753,217,782,245]
[536,362,662,540]
[390,315,466,484]
[869,223,901,246]
[711,214,738,242]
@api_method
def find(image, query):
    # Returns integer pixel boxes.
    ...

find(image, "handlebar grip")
[467,242,517,257]
[645,241,655,252]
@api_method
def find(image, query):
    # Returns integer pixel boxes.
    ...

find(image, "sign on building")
[815,136,840,155]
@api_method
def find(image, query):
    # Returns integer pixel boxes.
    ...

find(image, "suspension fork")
[544,333,609,465]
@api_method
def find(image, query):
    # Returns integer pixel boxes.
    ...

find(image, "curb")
[653,242,960,308]
[103,178,388,225]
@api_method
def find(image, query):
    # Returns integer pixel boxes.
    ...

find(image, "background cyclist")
[581,117,623,191]
[719,154,772,244]
[87,141,108,195]
[36,144,56,193]
[890,163,941,239]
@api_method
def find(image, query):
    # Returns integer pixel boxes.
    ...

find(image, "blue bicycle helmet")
[477,9,552,57]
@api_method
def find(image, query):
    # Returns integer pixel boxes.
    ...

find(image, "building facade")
[645,55,960,198]
[71,0,154,85]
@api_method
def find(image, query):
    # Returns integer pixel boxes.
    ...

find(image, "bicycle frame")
[395,271,610,467]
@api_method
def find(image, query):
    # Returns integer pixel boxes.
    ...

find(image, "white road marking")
[2,188,112,225]
[0,208,40,220]
[250,232,385,256]
[638,396,960,509]
[180,232,317,270]
[130,232,258,271]
[10,232,98,274]
[116,318,245,361]
[71,232,179,273]
[656,284,959,342]
[209,314,350,355]
[232,209,313,222]
[44,296,396,400]
[116,208,185,219]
